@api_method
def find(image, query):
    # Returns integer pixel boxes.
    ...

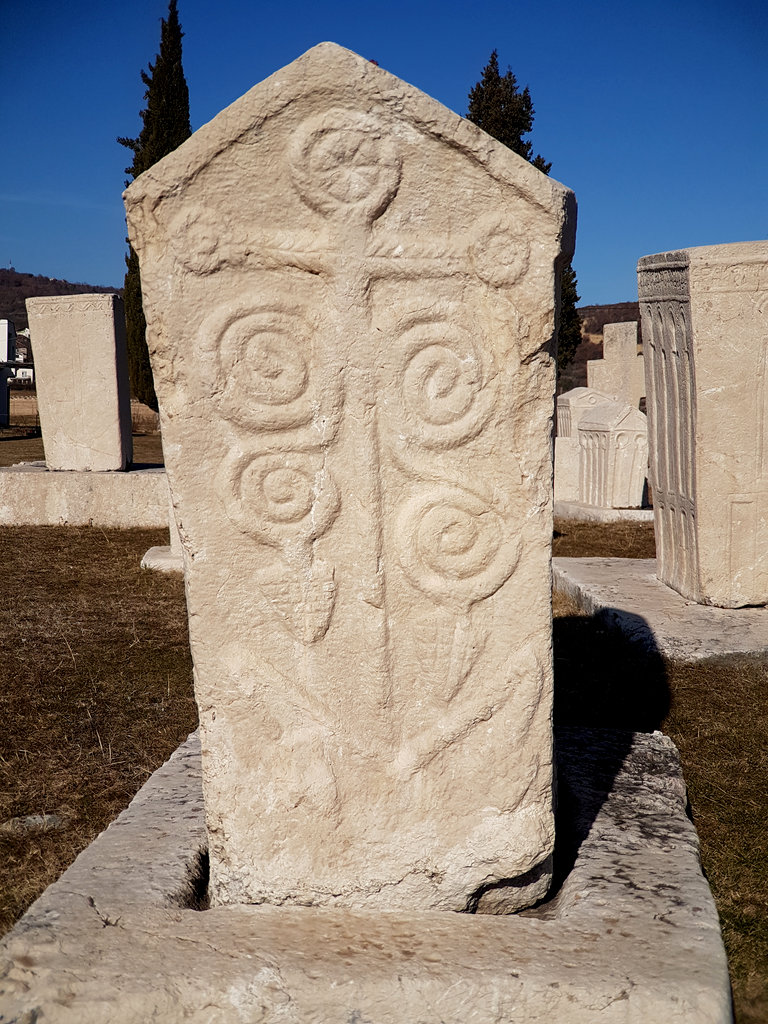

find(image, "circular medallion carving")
[469,214,530,287]
[290,109,402,221]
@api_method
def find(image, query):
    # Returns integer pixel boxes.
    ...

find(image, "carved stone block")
[25,294,133,471]
[578,399,648,508]
[587,321,645,409]
[125,43,576,911]
[638,241,768,607]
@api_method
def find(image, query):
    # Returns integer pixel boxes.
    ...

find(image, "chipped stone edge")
[0,729,732,1023]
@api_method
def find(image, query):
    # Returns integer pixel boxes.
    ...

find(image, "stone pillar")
[587,321,645,409]
[125,43,575,912]
[638,242,768,607]
[26,294,133,471]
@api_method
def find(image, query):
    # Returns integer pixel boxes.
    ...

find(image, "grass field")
[0,487,764,1021]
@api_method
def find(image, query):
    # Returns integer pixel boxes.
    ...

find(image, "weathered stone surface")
[587,321,645,409]
[124,43,576,911]
[0,463,168,527]
[554,555,768,660]
[0,730,732,1023]
[638,241,768,607]
[578,399,648,508]
[554,502,653,523]
[26,294,133,472]
[556,386,610,438]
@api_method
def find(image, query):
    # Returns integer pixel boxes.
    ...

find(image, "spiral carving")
[290,109,402,222]
[201,304,316,432]
[395,322,493,449]
[220,451,340,548]
[396,486,520,608]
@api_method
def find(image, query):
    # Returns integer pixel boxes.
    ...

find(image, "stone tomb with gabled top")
[125,42,575,914]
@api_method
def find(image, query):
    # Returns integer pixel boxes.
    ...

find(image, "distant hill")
[578,301,640,336]
[0,269,121,332]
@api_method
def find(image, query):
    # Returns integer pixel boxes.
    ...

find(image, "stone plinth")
[0,730,732,1023]
[125,43,576,912]
[587,321,645,409]
[578,400,648,508]
[0,464,168,527]
[638,242,768,607]
[26,293,133,472]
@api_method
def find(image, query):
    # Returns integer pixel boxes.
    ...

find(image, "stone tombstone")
[638,241,768,607]
[0,319,17,363]
[125,43,576,912]
[554,387,612,502]
[26,294,133,472]
[587,320,645,409]
[578,399,648,508]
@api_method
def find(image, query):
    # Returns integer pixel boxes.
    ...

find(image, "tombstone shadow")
[548,608,671,899]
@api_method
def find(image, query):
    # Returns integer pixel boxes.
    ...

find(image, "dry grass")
[0,430,164,468]
[0,496,763,1020]
[554,519,767,1024]
[0,526,194,934]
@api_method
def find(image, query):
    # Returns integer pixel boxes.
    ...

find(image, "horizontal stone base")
[0,463,169,528]
[141,545,184,573]
[554,556,768,660]
[554,501,654,523]
[0,729,731,1023]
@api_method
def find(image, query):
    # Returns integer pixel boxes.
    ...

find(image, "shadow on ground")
[548,610,671,899]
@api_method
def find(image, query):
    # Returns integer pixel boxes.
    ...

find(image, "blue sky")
[2,0,766,304]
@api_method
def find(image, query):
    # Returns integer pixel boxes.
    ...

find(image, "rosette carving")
[469,214,530,287]
[396,485,520,610]
[393,321,494,450]
[290,109,402,222]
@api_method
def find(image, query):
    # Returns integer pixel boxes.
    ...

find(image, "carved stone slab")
[26,294,133,471]
[638,242,768,607]
[125,43,576,911]
[587,321,645,409]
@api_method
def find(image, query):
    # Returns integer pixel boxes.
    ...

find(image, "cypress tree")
[467,51,581,379]
[118,0,191,410]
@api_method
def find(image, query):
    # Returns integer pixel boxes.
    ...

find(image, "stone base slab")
[0,463,169,528]
[141,545,183,573]
[554,501,654,523]
[554,556,768,660]
[0,729,731,1023]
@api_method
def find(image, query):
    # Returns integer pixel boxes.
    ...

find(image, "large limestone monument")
[125,43,575,912]
[638,241,768,607]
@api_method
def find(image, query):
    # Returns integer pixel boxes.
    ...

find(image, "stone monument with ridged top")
[125,41,576,913]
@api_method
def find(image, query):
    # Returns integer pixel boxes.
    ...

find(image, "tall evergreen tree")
[467,51,580,379]
[118,0,191,410]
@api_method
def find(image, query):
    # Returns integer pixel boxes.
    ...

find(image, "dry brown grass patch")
[0,526,194,933]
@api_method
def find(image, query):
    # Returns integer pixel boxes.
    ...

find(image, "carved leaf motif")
[258,558,337,646]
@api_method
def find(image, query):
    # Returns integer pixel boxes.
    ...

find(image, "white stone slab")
[554,502,653,523]
[638,241,768,607]
[26,294,133,472]
[0,464,168,527]
[124,42,576,912]
[578,399,648,508]
[587,321,645,409]
[553,555,768,660]
[0,729,731,1023]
